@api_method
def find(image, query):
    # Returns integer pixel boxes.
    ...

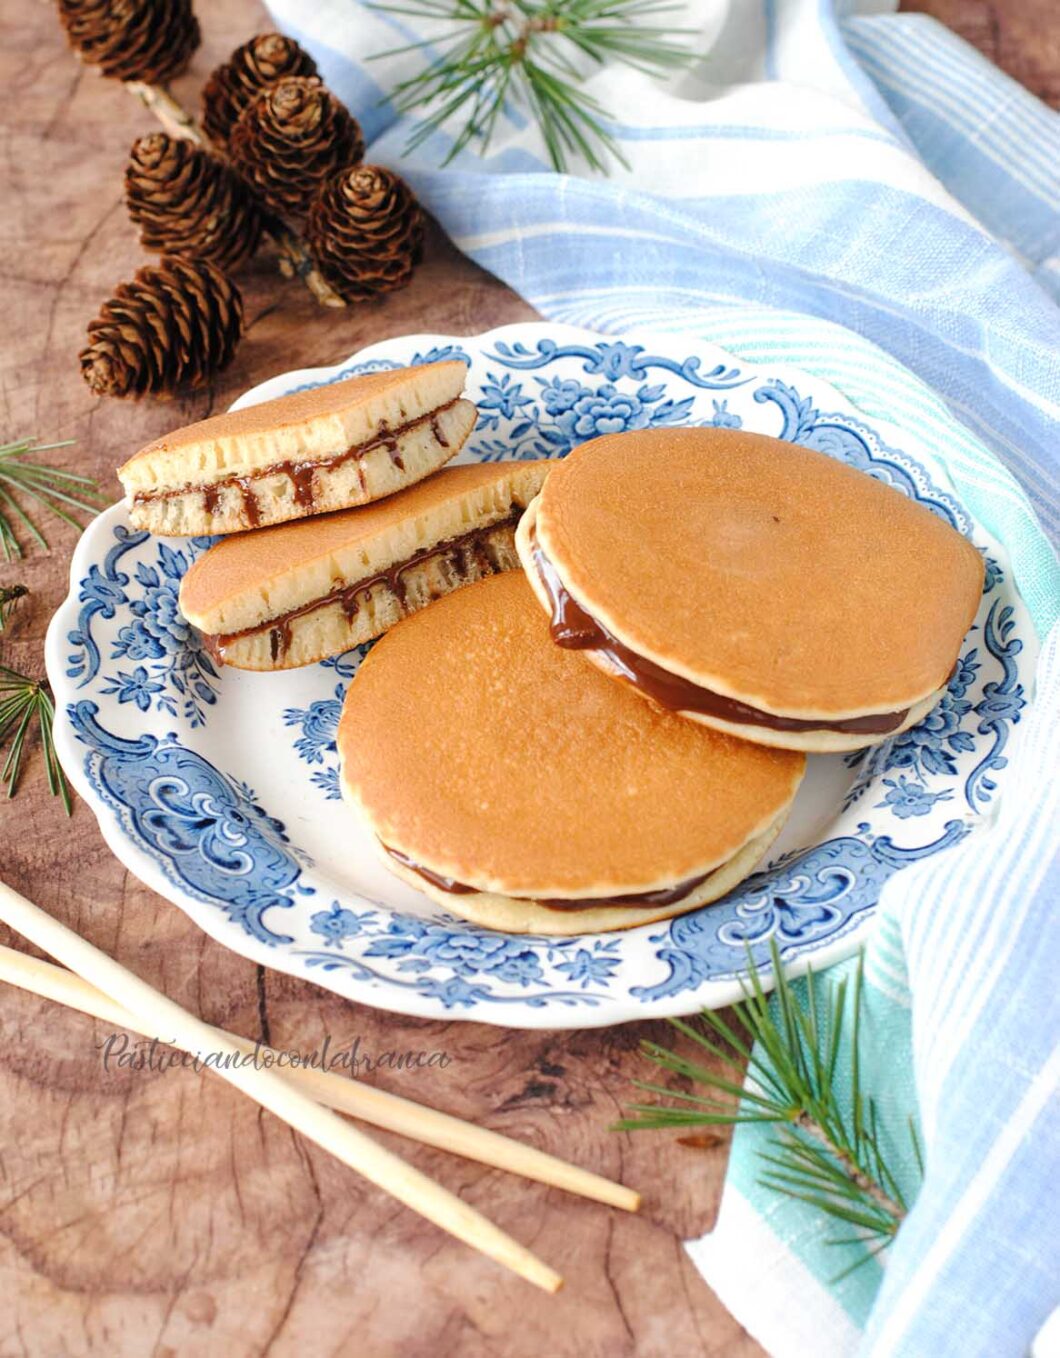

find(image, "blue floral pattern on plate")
[66,530,220,729]
[44,324,1036,1027]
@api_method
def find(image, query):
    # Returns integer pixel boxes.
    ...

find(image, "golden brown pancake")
[119,361,474,536]
[179,460,551,671]
[516,428,984,753]
[339,571,805,934]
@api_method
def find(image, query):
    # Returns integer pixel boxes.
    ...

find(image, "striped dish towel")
[688,619,1060,1357]
[267,1,1060,1352]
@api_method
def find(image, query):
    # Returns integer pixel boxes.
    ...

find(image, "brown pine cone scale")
[306,165,425,303]
[56,0,200,84]
[126,134,264,271]
[201,32,318,148]
[230,77,365,219]
[80,256,243,400]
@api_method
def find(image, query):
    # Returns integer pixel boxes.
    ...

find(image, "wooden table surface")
[1,3,1053,1355]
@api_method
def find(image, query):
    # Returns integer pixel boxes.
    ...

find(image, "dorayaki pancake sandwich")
[179,461,551,670]
[339,571,805,935]
[118,361,475,536]
[516,427,984,754]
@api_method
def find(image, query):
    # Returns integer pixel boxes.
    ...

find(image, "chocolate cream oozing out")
[203,508,523,665]
[384,844,712,911]
[134,401,458,528]
[527,524,911,736]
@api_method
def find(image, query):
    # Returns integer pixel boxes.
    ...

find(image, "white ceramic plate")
[45,323,1035,1027]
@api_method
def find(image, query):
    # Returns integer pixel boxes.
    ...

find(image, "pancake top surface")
[534,428,984,714]
[339,571,804,896]
[180,459,548,631]
[119,360,466,491]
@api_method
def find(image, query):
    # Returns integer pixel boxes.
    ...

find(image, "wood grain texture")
[0,0,1051,1354]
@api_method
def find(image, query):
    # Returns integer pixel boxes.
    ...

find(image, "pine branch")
[126,80,204,143]
[0,437,104,561]
[613,941,920,1269]
[370,0,695,172]
[0,666,71,815]
[0,580,71,815]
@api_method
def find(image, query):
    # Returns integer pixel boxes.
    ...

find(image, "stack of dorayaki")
[120,361,984,936]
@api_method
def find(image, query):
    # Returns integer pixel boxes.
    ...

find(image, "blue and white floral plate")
[45,324,1034,1028]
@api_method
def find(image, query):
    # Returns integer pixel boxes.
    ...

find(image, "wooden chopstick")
[0,941,639,1213]
[0,881,562,1293]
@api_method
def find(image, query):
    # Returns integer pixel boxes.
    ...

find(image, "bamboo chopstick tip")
[539,1268,564,1294]
[621,1187,642,1213]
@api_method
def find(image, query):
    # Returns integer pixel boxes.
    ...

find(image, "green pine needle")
[369,0,696,172]
[613,941,921,1272]
[0,436,104,561]
[0,665,71,815]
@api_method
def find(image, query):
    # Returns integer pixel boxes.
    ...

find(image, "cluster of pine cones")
[56,2,425,399]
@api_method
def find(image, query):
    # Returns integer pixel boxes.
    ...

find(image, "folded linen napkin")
[266,1,1060,1351]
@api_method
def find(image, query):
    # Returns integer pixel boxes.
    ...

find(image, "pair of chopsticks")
[0,880,639,1291]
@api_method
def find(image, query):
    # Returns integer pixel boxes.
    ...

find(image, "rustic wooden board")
[0,1,1051,1354]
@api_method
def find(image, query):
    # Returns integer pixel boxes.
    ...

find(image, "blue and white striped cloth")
[267,2,1060,1352]
[688,635,1060,1356]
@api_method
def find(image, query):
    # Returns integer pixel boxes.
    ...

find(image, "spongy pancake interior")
[534,428,984,716]
[339,571,805,898]
[180,460,550,635]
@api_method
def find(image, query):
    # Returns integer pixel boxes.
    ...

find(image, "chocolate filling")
[384,844,712,911]
[528,524,910,736]
[203,508,523,665]
[135,399,460,527]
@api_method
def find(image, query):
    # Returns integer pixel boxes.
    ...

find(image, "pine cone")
[80,256,243,399]
[229,77,364,219]
[126,133,264,271]
[305,165,425,302]
[55,0,200,84]
[201,32,318,148]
